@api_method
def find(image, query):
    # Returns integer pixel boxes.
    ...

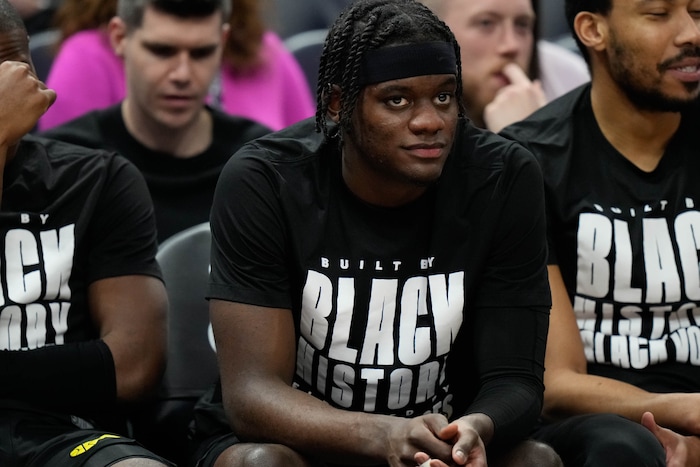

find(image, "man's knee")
[214,443,313,467]
[535,413,666,467]
[492,440,563,467]
[583,416,665,467]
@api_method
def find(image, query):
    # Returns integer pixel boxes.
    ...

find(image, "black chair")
[131,222,219,465]
[284,28,328,104]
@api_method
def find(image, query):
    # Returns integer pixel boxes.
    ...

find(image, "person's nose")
[169,52,193,84]
[498,23,523,57]
[408,100,446,134]
[675,10,700,48]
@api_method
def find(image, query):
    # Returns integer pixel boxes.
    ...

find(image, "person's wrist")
[458,413,495,444]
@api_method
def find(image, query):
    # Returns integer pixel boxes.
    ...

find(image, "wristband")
[0,340,117,414]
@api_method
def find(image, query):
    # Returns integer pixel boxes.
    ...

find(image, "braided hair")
[315,0,464,138]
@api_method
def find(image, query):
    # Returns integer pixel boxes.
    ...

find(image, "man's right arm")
[483,63,546,133]
[211,299,456,466]
[0,60,55,196]
[0,60,54,141]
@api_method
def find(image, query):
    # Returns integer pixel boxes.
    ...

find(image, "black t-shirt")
[42,104,271,242]
[502,84,700,392]
[1,135,160,347]
[209,117,551,443]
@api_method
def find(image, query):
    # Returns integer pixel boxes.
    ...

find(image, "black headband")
[357,41,457,86]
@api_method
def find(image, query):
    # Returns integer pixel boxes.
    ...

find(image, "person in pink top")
[212,31,316,131]
[39,0,315,131]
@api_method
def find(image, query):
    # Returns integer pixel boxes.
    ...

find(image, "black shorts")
[0,403,176,467]
[192,433,240,467]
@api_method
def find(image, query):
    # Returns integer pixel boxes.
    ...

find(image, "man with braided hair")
[190,0,562,466]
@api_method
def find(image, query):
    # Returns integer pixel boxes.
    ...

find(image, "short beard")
[610,40,700,113]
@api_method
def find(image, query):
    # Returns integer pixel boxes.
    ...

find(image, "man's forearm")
[466,376,543,446]
[223,375,463,466]
[225,380,398,464]
[544,370,700,435]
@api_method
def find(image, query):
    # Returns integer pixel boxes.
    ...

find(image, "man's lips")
[405,143,446,159]
[667,62,700,82]
[663,55,700,82]
[492,71,511,88]
[161,94,196,105]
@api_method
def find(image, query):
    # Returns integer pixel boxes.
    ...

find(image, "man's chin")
[156,111,200,131]
[639,95,699,113]
[406,168,444,187]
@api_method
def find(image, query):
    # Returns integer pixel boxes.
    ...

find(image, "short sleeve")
[207,150,291,308]
[86,155,161,282]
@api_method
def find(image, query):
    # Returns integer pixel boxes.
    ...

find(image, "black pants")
[533,414,666,467]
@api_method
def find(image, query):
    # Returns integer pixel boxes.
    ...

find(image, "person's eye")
[190,47,217,60]
[476,19,496,30]
[646,9,669,17]
[435,93,453,105]
[515,19,534,34]
[386,96,409,107]
[146,45,176,57]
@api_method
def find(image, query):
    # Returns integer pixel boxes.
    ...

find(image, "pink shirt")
[40,29,316,131]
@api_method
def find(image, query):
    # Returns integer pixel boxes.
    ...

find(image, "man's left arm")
[85,155,168,402]
[456,144,551,446]
[0,275,167,410]
[89,275,168,401]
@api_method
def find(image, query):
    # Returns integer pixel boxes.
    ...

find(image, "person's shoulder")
[228,117,325,166]
[217,117,327,190]
[500,84,589,145]
[21,134,147,198]
[26,132,119,159]
[260,30,286,51]
[210,107,273,139]
[58,28,113,55]
[447,121,543,198]
[456,119,526,156]
[257,31,302,69]
[40,105,119,148]
[22,132,133,176]
[451,120,537,175]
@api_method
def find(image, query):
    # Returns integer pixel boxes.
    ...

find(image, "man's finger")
[641,411,658,433]
[502,63,531,86]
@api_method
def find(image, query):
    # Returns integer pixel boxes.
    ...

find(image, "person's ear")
[220,22,230,46]
[326,84,342,123]
[108,17,128,57]
[574,11,608,54]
